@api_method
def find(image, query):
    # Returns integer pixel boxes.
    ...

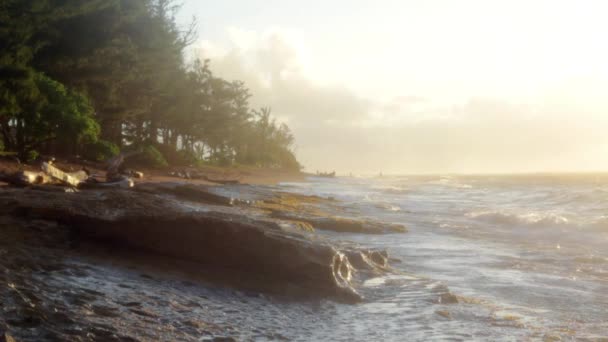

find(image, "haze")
[179,0,608,174]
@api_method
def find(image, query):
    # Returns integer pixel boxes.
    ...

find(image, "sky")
[177,0,608,174]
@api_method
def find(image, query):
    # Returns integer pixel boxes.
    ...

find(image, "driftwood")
[41,162,85,187]
[0,171,51,186]
[0,159,139,190]
[105,150,142,181]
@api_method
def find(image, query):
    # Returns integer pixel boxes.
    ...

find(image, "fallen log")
[41,162,84,187]
[0,171,52,187]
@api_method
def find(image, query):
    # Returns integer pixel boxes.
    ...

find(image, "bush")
[26,150,39,163]
[144,145,168,168]
[174,149,203,166]
[127,145,168,169]
[156,145,201,167]
[83,140,120,162]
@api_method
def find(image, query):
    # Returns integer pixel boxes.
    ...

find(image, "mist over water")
[280,174,608,340]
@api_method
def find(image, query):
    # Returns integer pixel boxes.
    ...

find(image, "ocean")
[276,174,608,341]
[6,174,605,341]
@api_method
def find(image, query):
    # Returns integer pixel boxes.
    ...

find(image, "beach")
[1,169,607,341]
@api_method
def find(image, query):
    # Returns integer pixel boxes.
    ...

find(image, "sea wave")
[372,185,410,195]
[465,210,608,233]
[427,177,473,189]
[465,210,571,227]
[589,216,608,232]
[373,202,402,212]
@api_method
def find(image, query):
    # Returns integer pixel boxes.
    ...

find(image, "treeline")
[0,0,300,170]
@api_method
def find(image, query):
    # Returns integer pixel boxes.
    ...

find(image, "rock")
[437,292,459,304]
[135,183,233,206]
[272,213,407,234]
[202,176,240,185]
[80,176,134,189]
[344,249,389,272]
[248,191,406,234]
[436,310,452,319]
[312,217,407,234]
[278,220,315,233]
[211,337,237,342]
[2,189,362,303]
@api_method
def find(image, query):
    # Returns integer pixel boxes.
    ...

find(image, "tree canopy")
[0,0,300,170]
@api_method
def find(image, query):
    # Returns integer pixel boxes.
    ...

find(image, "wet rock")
[251,191,407,234]
[277,220,315,233]
[344,249,390,272]
[129,308,159,319]
[210,337,237,342]
[135,183,233,206]
[81,176,134,189]
[92,305,121,318]
[435,310,452,319]
[1,188,362,303]
[437,292,459,304]
[312,217,407,234]
[272,212,407,234]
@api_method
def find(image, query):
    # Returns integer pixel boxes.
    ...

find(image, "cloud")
[192,28,608,174]
[193,28,371,126]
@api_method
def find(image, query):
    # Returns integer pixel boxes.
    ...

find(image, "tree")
[1,72,98,158]
[0,1,302,169]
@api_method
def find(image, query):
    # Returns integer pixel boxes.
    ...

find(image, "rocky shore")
[0,182,407,341]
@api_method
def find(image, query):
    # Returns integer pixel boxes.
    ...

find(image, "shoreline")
[0,174,404,341]
[0,158,307,187]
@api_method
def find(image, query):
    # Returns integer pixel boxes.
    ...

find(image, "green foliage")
[26,150,39,163]
[158,145,202,167]
[83,139,119,161]
[128,145,168,169]
[33,73,99,146]
[0,69,99,158]
[0,0,302,170]
[144,145,169,168]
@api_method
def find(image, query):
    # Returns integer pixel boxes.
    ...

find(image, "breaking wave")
[372,185,410,195]
[466,210,571,227]
[466,210,608,233]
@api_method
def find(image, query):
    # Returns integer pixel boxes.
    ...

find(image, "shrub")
[127,145,168,169]
[156,145,202,167]
[26,150,39,163]
[83,140,120,162]
[175,149,203,166]
[144,145,168,168]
